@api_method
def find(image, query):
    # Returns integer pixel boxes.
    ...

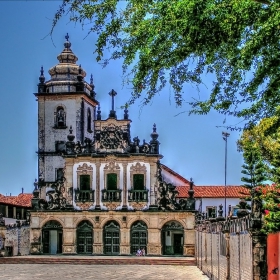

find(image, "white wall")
[195,197,241,215]
[161,169,188,186]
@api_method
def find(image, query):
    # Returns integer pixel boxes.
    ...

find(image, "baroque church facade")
[29,35,196,256]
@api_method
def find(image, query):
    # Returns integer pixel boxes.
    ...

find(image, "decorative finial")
[90,74,93,86]
[150,123,159,140]
[39,66,45,84]
[89,74,96,98]
[64,33,71,49]
[124,104,129,119]
[153,123,157,132]
[188,178,194,198]
[77,65,83,83]
[97,105,101,120]
[67,125,75,142]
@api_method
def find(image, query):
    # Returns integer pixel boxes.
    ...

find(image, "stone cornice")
[34,92,99,106]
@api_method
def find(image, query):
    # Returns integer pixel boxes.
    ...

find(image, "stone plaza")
[0,263,208,280]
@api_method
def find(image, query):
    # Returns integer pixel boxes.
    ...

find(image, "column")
[92,228,102,255]
[120,228,130,255]
[5,206,8,218]
[147,228,161,255]
[149,163,158,210]
[122,163,128,210]
[13,207,16,219]
[95,162,101,210]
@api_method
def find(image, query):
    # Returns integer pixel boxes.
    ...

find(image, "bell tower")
[35,34,99,184]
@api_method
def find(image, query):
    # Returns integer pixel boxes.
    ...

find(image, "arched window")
[55,106,66,128]
[87,108,92,132]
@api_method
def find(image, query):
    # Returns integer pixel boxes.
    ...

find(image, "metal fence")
[196,216,253,280]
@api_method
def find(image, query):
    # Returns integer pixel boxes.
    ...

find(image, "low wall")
[196,216,253,280]
[0,223,30,256]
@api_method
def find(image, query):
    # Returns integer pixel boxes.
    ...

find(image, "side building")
[29,35,196,256]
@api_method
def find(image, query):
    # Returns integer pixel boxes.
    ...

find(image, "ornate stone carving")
[38,179,67,210]
[75,202,93,210]
[104,161,120,172]
[77,163,93,173]
[98,124,124,150]
[103,202,121,211]
[130,202,147,211]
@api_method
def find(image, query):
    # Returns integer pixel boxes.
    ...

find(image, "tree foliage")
[241,144,267,192]
[239,113,280,233]
[53,0,280,127]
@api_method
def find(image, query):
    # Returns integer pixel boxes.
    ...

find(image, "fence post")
[251,229,267,280]
[222,221,230,280]
[250,188,267,280]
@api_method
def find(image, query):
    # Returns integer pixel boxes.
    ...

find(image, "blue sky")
[0,1,244,195]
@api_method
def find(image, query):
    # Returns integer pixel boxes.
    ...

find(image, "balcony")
[101,189,122,202]
[74,189,95,202]
[128,189,149,202]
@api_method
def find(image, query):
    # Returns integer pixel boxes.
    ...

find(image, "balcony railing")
[74,189,95,202]
[101,189,122,202]
[128,189,149,202]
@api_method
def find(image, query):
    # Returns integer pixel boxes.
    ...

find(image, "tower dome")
[45,33,92,95]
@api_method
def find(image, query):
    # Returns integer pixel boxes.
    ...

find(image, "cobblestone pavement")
[0,264,209,280]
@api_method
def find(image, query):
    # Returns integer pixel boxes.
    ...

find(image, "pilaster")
[93,228,102,254]
[95,162,101,210]
[122,163,128,210]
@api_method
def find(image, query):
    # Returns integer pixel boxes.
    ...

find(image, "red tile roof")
[0,193,33,207]
[176,185,249,198]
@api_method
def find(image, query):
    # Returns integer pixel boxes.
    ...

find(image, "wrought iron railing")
[101,189,122,202]
[128,189,149,202]
[74,189,95,202]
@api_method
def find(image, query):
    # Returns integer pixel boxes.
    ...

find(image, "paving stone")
[0,264,209,280]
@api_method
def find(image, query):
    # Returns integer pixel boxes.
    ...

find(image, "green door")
[77,221,93,254]
[104,221,120,255]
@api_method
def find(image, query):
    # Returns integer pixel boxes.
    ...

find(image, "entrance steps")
[1,255,196,266]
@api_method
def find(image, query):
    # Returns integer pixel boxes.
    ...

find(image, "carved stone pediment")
[130,162,146,173]
[77,163,93,173]
[104,161,120,171]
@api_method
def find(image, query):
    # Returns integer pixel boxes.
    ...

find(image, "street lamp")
[222,131,230,218]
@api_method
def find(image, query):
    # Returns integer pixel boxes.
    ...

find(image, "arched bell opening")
[130,221,148,255]
[103,221,120,255]
[161,221,184,255]
[42,220,63,254]
[77,220,93,254]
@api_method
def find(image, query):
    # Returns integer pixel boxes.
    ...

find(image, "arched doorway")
[42,220,63,254]
[77,220,93,254]
[161,221,184,255]
[103,221,120,255]
[130,221,147,255]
